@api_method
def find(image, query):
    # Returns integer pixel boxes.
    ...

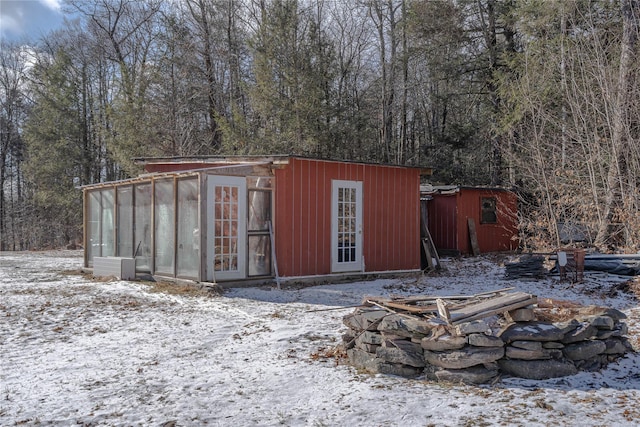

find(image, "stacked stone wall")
[342,305,632,384]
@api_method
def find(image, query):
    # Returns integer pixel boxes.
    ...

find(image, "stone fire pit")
[341,291,633,384]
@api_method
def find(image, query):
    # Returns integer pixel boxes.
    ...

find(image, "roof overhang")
[133,155,290,167]
[134,154,433,174]
[79,163,269,191]
[421,184,515,195]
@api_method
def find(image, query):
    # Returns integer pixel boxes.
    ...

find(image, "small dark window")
[481,197,497,224]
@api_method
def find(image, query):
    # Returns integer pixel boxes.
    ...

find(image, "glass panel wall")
[176,178,200,278]
[248,190,271,231]
[86,191,101,266]
[85,189,115,265]
[154,179,175,275]
[100,189,115,257]
[247,189,272,276]
[117,186,133,257]
[134,183,152,272]
[84,171,281,282]
[248,235,271,276]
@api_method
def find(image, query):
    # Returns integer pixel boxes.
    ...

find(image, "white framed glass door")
[331,180,363,273]
[207,176,247,281]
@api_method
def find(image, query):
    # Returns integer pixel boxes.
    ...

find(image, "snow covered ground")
[1,251,639,426]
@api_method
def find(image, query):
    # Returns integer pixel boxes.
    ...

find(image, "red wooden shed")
[82,156,431,284]
[422,185,518,256]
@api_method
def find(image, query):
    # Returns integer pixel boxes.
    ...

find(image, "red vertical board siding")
[310,160,318,274]
[427,188,518,255]
[405,171,414,264]
[300,161,308,271]
[381,168,391,268]
[390,168,397,266]
[274,166,292,276]
[363,165,420,272]
[362,165,372,268]
[373,168,385,270]
[427,194,458,252]
[366,166,378,269]
[274,158,420,276]
[319,162,330,273]
[290,160,298,273]
[457,190,473,255]
[405,170,412,264]
[471,189,518,253]
[382,168,389,268]
[409,172,420,268]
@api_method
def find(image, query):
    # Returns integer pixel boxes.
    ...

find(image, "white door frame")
[331,180,363,273]
[206,175,247,281]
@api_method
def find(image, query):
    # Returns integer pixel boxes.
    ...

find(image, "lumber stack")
[504,255,548,279]
[341,290,632,384]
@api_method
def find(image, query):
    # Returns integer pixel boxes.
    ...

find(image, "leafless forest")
[1,0,639,252]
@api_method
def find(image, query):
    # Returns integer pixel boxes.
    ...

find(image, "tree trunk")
[188,0,221,151]
[594,0,639,249]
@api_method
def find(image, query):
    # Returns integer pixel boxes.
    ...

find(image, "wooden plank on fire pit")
[446,292,537,325]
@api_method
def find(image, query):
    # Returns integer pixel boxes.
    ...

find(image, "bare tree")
[0,42,29,250]
[68,0,163,175]
[595,0,639,249]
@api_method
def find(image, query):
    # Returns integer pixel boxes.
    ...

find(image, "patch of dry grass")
[623,277,640,299]
[310,345,347,363]
[62,269,219,297]
[136,280,217,297]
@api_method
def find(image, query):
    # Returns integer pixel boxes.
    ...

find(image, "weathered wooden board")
[447,292,537,325]
[364,289,531,321]
[468,218,480,256]
[420,200,441,270]
[422,239,434,269]
[436,298,451,321]
[450,297,538,325]
[449,292,533,319]
[387,287,515,304]
[383,301,437,314]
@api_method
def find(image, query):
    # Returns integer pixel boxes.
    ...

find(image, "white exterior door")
[207,176,247,281]
[331,180,363,273]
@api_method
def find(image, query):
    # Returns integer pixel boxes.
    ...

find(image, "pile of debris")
[341,288,632,384]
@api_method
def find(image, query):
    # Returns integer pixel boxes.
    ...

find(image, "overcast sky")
[0,0,66,43]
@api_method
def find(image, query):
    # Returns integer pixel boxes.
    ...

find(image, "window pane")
[155,180,175,275]
[101,189,115,257]
[248,235,271,276]
[248,191,271,231]
[481,197,497,224]
[247,177,272,189]
[134,183,152,272]
[213,183,240,273]
[87,191,101,266]
[176,179,199,278]
[117,186,133,257]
